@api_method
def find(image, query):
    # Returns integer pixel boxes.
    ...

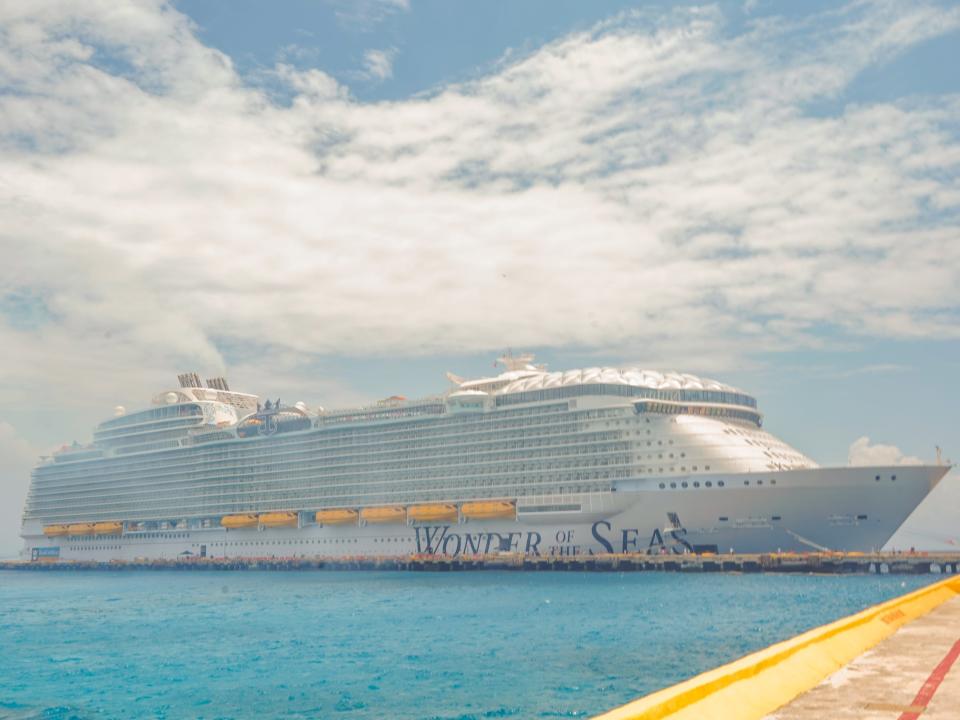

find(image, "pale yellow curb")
[593,575,960,720]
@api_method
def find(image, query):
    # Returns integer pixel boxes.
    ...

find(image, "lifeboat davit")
[360,506,407,524]
[315,508,358,525]
[43,524,69,537]
[67,523,96,536]
[93,521,123,535]
[460,501,516,520]
[407,504,458,522]
[220,514,259,529]
[259,511,298,528]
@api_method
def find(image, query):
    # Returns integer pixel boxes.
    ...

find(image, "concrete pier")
[766,594,960,719]
[592,575,960,720]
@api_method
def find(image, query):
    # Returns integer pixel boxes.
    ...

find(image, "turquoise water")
[0,571,933,719]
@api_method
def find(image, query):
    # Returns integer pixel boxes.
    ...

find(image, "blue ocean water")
[0,570,934,719]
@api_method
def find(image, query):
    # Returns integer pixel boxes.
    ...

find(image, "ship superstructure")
[21,357,948,562]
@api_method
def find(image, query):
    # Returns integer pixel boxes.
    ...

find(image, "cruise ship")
[20,355,948,562]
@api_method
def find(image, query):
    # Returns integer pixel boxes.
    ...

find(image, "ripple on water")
[0,571,935,719]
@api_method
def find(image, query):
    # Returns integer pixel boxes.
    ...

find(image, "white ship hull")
[21,465,946,562]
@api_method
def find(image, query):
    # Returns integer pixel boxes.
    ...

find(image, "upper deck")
[44,355,766,464]
[23,356,820,525]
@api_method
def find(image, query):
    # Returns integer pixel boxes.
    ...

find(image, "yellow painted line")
[593,575,960,720]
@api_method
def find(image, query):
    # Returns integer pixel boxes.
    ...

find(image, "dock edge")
[592,574,960,720]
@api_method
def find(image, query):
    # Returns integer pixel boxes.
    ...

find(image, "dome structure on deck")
[498,368,744,395]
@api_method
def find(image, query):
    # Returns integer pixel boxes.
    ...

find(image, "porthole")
[770,479,776,485]
[659,483,665,489]
[891,475,897,481]
[670,482,677,489]
[744,480,750,486]
[718,480,725,487]
[681,481,688,488]
[705,481,712,488]
[757,480,763,485]
[693,481,700,488]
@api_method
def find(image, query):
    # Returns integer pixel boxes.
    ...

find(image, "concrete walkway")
[767,594,960,719]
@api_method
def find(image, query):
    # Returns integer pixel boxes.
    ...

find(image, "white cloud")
[847,436,923,466]
[326,0,410,29]
[0,0,958,444]
[362,48,394,81]
[0,422,39,558]
[274,62,347,100]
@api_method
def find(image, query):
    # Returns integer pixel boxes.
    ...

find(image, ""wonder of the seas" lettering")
[413,520,694,557]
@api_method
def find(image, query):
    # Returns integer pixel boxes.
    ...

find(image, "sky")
[1,0,959,557]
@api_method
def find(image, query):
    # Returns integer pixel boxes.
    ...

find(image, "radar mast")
[496,350,542,372]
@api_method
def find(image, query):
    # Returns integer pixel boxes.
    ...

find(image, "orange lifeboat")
[460,501,516,520]
[43,524,69,537]
[259,511,298,528]
[220,514,259,529]
[360,506,407,524]
[407,504,458,522]
[316,509,359,525]
[93,521,123,535]
[67,523,96,536]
